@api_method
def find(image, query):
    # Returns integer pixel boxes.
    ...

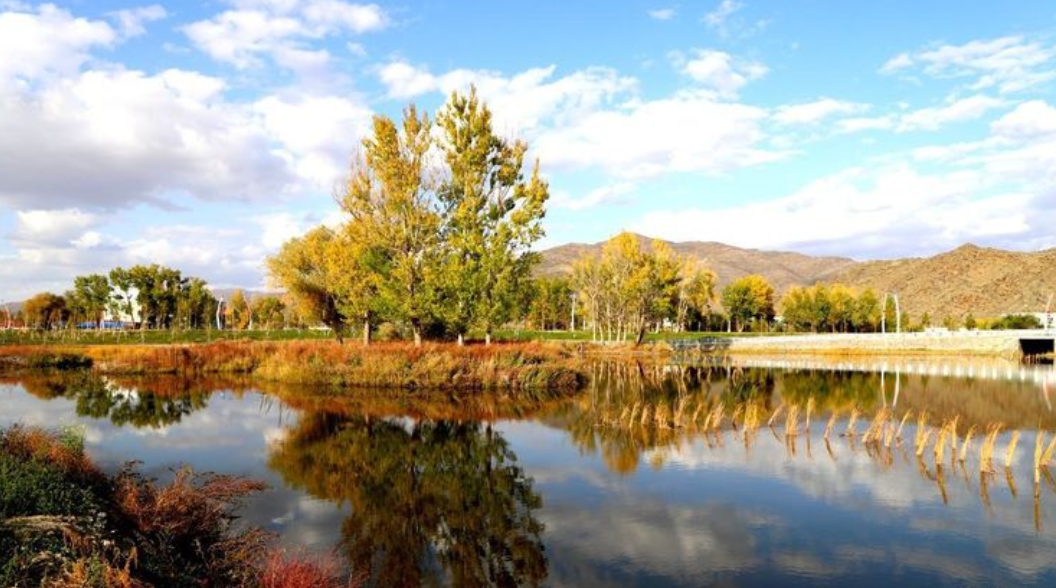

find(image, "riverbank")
[0,425,360,588]
[0,340,587,394]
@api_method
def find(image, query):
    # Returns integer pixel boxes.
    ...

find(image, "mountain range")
[537,235,1056,319]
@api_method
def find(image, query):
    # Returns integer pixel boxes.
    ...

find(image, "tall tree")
[340,106,440,346]
[436,88,549,345]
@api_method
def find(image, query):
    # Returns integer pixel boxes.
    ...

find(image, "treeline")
[267,89,547,346]
[13,265,299,332]
[19,265,215,330]
[780,284,886,333]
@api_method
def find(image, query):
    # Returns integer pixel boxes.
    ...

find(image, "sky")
[2,0,1056,301]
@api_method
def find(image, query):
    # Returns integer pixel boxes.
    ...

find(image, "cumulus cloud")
[183,0,386,71]
[881,36,1056,94]
[534,90,779,178]
[990,100,1056,138]
[0,4,116,81]
[0,68,298,210]
[674,49,767,98]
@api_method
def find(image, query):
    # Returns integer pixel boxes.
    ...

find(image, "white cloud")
[634,165,1035,257]
[183,1,386,70]
[378,60,438,99]
[109,5,167,38]
[675,49,767,98]
[704,0,742,31]
[534,90,779,178]
[648,8,676,21]
[552,182,635,211]
[377,62,636,135]
[879,52,913,74]
[882,36,1056,94]
[896,95,1006,132]
[773,98,868,126]
[11,209,99,247]
[253,93,373,189]
[0,4,116,82]
[991,100,1056,138]
[0,68,299,210]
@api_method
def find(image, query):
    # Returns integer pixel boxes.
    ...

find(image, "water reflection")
[269,413,548,588]
[4,358,1056,587]
[5,372,214,427]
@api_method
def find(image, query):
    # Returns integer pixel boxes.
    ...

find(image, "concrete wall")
[680,331,1055,358]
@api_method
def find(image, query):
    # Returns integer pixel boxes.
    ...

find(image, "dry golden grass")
[0,341,587,393]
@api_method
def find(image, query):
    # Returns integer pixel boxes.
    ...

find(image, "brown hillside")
[537,233,857,293]
[538,236,1056,318]
[833,244,1056,319]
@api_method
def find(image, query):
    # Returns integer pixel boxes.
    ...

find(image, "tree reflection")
[269,413,547,588]
[11,372,210,428]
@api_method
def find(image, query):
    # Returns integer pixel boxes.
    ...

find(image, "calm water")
[3,357,1056,588]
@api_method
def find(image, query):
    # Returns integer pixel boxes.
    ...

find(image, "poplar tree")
[436,88,548,345]
[340,106,440,346]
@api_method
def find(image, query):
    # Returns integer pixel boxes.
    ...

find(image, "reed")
[1005,430,1021,469]
[823,412,838,441]
[1042,432,1056,467]
[895,410,913,442]
[1035,430,1046,483]
[844,408,860,437]
[767,404,785,428]
[933,420,950,465]
[805,397,816,432]
[785,404,800,437]
[915,429,934,458]
[980,424,1002,473]
[959,426,977,463]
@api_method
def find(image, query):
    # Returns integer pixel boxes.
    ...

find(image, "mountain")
[833,244,1056,318]
[537,235,1056,319]
[537,233,858,294]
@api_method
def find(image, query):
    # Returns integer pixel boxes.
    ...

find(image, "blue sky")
[2,0,1056,300]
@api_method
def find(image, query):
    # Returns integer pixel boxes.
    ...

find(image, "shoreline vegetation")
[0,340,587,394]
[0,425,363,588]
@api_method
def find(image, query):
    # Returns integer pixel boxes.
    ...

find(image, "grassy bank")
[0,340,586,393]
[0,425,360,588]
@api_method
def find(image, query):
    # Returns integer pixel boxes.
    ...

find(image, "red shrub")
[258,549,365,588]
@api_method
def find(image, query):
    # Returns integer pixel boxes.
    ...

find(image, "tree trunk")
[485,330,492,346]
[634,327,645,346]
[413,328,422,347]
[457,333,464,346]
[362,319,371,346]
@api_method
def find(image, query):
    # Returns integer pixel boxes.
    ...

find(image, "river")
[3,356,1056,587]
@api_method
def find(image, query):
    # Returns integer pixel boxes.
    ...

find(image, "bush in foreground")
[0,426,361,588]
